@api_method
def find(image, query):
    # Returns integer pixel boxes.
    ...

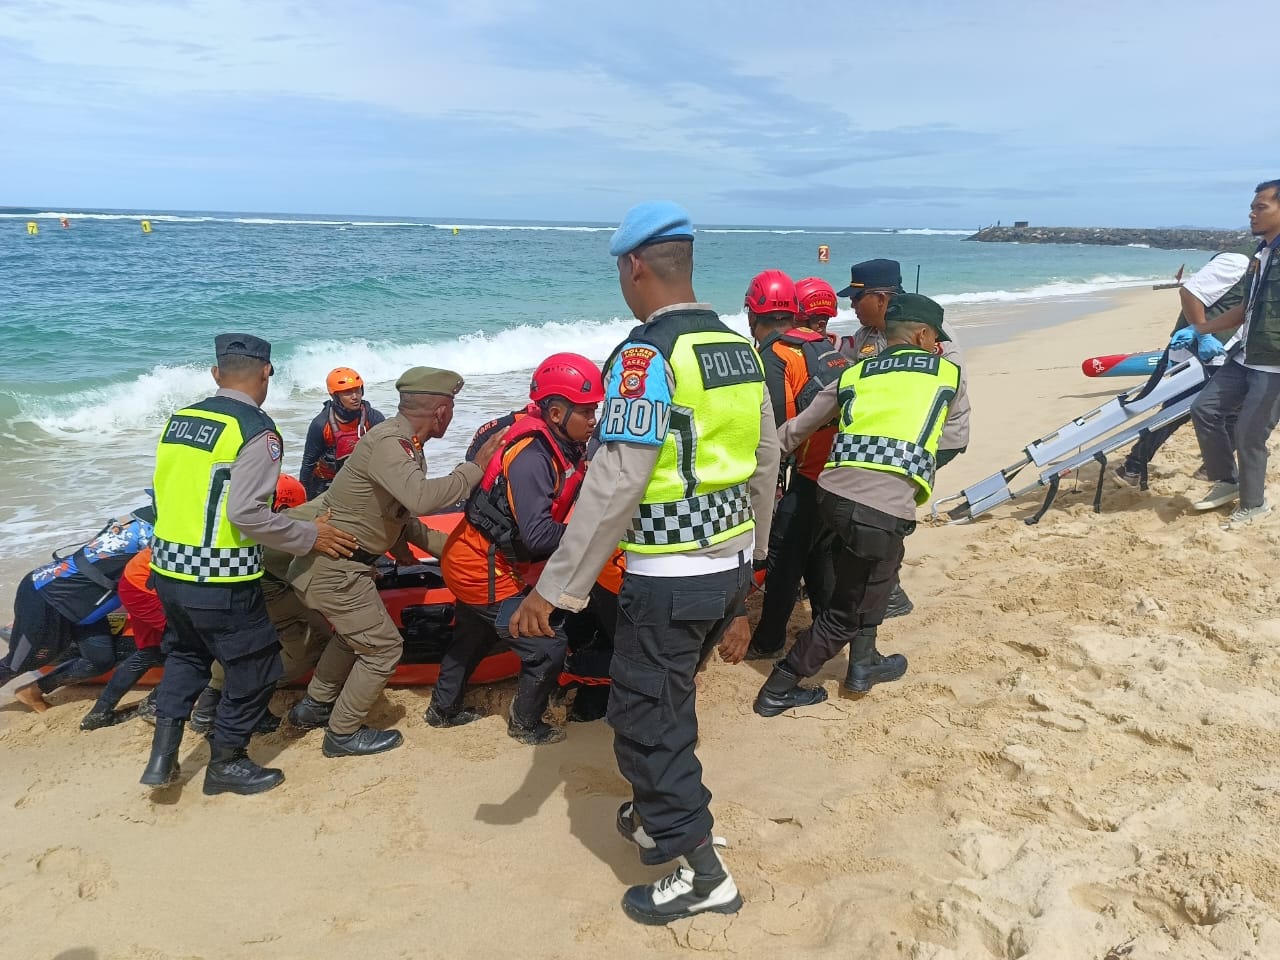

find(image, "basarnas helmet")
[326,367,365,395]
[744,269,798,315]
[274,474,307,511]
[794,277,838,318]
[529,353,606,404]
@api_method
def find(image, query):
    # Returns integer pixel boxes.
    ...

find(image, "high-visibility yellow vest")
[827,345,960,504]
[150,396,276,582]
[606,309,763,555]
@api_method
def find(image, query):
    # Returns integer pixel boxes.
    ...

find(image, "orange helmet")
[326,367,364,395]
[274,474,307,511]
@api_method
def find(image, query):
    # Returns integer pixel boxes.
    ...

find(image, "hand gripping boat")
[933,352,1207,525]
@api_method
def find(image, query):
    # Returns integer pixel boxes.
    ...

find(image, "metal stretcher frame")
[932,354,1206,525]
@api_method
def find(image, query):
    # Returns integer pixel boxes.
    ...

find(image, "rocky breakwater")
[967,225,1252,251]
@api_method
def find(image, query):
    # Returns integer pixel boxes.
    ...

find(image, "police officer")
[743,269,849,660]
[836,259,970,617]
[509,202,781,925]
[140,334,359,796]
[753,294,967,714]
[286,367,506,758]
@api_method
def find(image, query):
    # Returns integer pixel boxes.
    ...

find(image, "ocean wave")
[0,272,1146,439]
[0,312,757,440]
[426,224,613,232]
[893,228,973,236]
[932,275,1156,306]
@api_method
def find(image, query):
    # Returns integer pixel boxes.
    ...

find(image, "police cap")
[837,258,904,298]
[395,366,464,396]
[885,292,950,342]
[609,201,694,257]
[214,333,272,363]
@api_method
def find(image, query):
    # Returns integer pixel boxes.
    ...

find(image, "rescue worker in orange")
[794,276,839,343]
[300,367,386,499]
[427,353,604,744]
[742,270,850,660]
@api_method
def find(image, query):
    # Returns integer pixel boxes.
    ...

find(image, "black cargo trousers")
[607,561,751,866]
[784,491,914,678]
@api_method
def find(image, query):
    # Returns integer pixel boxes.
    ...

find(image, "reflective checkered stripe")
[150,537,262,583]
[624,482,751,549]
[828,433,936,490]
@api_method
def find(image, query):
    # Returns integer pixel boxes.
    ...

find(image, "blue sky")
[1,0,1272,228]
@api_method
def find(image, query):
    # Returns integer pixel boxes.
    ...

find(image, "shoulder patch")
[266,433,282,462]
[619,346,658,398]
[398,438,417,457]
[600,341,672,446]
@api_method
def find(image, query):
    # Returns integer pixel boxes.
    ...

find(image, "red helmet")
[529,353,605,404]
[326,367,364,395]
[274,474,306,511]
[744,269,798,315]
[795,277,838,318]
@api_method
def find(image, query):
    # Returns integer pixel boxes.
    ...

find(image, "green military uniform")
[288,368,480,746]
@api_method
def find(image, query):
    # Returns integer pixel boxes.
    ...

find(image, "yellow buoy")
[141,220,152,233]
[26,221,38,235]
[452,227,459,236]
[817,244,830,263]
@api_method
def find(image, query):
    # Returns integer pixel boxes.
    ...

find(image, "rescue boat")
[108,512,520,687]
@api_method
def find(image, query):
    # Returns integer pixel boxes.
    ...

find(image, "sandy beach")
[4,286,1280,959]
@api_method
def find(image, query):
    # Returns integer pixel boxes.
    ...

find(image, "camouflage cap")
[885,292,950,342]
[395,366,464,396]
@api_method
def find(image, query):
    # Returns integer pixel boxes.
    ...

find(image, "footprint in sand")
[32,845,116,901]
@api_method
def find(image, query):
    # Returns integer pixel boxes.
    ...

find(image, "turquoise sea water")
[0,207,1213,579]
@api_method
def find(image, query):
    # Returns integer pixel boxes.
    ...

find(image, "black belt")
[349,547,384,566]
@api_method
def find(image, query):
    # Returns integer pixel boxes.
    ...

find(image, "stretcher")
[932,352,1206,524]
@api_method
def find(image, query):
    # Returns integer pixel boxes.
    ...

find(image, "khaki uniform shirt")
[287,414,479,594]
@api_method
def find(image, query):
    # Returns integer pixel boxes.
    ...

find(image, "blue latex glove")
[1197,335,1226,362]
[1169,327,1197,350]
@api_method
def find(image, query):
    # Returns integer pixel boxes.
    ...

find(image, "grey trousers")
[1191,361,1280,509]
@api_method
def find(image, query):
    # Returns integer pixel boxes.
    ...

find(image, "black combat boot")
[81,701,126,730]
[843,626,908,693]
[252,710,282,735]
[423,700,485,728]
[752,661,828,717]
[507,702,565,745]
[140,717,185,786]
[203,745,285,796]
[133,689,158,724]
[188,686,222,735]
[286,695,334,730]
[322,726,403,757]
[883,583,914,619]
[621,835,742,925]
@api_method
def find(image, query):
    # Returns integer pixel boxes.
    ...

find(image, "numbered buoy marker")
[141,220,152,233]
[26,221,38,235]
[60,218,70,229]
[452,227,459,235]
[817,244,830,263]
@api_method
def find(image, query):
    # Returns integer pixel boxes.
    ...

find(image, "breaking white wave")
[932,275,1156,306]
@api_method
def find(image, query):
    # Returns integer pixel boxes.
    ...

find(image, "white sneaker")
[1222,503,1271,530]
[1193,481,1239,511]
[620,853,742,924]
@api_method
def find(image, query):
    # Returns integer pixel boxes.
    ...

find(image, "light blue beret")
[609,201,695,257]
